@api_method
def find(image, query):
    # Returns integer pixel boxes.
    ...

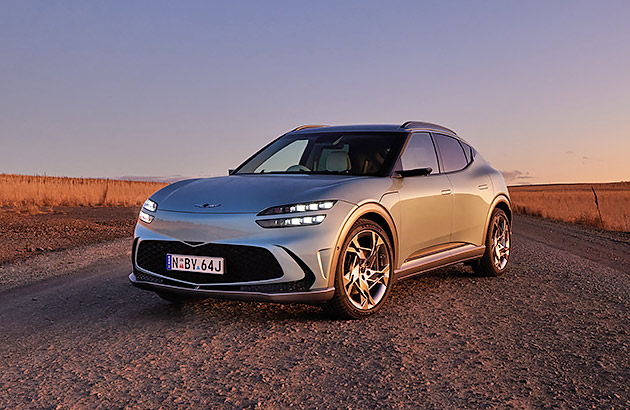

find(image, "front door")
[396,133,453,264]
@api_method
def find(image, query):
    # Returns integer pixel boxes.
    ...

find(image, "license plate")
[166,254,224,275]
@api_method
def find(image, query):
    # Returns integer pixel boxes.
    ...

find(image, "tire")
[471,208,511,277]
[325,219,394,319]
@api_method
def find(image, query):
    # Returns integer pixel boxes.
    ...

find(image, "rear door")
[433,133,492,246]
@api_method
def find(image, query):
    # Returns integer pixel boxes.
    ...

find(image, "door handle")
[478,184,488,190]
[441,189,452,195]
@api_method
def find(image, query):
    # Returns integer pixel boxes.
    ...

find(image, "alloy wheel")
[491,214,511,270]
[341,229,391,310]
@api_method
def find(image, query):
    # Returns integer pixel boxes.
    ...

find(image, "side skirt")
[394,244,485,281]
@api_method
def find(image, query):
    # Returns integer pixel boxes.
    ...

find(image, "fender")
[482,194,512,242]
[326,202,399,288]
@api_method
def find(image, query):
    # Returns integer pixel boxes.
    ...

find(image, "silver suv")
[130,122,511,318]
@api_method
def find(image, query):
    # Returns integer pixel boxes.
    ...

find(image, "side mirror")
[228,169,235,175]
[396,167,432,178]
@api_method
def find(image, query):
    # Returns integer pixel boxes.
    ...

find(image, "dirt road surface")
[1,215,628,409]
[0,206,138,264]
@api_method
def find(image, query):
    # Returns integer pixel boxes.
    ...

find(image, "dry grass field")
[2,174,629,232]
[0,174,167,210]
[509,182,630,232]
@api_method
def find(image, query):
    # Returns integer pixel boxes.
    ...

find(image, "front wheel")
[471,208,511,277]
[325,219,394,319]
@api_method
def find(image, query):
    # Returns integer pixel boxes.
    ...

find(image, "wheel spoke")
[360,278,375,308]
[343,264,360,290]
[349,236,372,260]
[366,289,375,307]
[355,276,371,308]
[372,233,384,249]
[371,239,385,269]
[366,267,389,290]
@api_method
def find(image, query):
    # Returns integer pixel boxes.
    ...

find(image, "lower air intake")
[135,240,284,285]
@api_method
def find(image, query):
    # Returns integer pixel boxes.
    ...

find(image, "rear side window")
[434,134,468,173]
[400,133,439,174]
[460,141,472,163]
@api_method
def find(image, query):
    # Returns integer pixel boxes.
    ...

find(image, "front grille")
[135,240,284,285]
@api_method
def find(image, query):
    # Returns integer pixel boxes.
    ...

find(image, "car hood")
[151,174,394,214]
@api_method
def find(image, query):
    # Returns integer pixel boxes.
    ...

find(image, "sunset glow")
[1,1,628,184]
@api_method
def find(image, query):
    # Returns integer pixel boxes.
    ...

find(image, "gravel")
[0,206,138,265]
[0,215,628,409]
[0,238,131,291]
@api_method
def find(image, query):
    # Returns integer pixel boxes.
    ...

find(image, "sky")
[1,1,629,184]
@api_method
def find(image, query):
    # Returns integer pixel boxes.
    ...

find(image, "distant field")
[0,174,167,209]
[509,182,630,232]
[2,174,628,232]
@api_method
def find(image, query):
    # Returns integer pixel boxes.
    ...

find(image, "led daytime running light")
[139,210,154,224]
[256,215,326,228]
[259,200,336,216]
[143,199,158,212]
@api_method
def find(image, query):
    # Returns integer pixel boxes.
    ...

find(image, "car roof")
[287,122,458,137]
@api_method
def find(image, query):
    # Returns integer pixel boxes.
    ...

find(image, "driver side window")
[400,133,439,174]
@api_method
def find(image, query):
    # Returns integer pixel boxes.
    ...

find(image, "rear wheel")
[471,208,511,276]
[325,219,394,319]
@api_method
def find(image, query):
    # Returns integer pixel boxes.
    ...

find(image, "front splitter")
[129,273,335,304]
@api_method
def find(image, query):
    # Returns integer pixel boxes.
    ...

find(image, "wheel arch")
[494,200,512,223]
[483,194,512,242]
[326,202,398,288]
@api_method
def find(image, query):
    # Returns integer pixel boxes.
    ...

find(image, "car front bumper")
[129,272,335,304]
[132,200,356,293]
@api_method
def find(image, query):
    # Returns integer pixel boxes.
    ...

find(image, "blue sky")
[1,1,629,183]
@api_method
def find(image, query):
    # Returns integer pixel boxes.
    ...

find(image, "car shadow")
[1,261,484,337]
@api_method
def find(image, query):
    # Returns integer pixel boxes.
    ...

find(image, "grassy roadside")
[2,174,628,232]
[0,174,166,209]
[509,182,630,232]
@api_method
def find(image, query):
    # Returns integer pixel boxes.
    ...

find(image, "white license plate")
[166,254,224,274]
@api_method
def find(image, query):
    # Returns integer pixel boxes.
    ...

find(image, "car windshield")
[234,132,406,176]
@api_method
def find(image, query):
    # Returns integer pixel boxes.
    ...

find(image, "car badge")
[194,203,222,208]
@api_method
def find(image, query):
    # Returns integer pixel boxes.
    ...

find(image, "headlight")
[256,215,325,228]
[258,200,336,216]
[143,198,158,212]
[139,210,154,224]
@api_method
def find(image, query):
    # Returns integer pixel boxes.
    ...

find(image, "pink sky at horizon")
[1,1,629,185]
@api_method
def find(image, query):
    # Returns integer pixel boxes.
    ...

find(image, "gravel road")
[0,215,628,409]
[0,206,138,264]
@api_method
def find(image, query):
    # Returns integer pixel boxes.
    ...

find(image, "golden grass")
[2,174,628,232]
[0,174,167,208]
[509,182,630,232]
